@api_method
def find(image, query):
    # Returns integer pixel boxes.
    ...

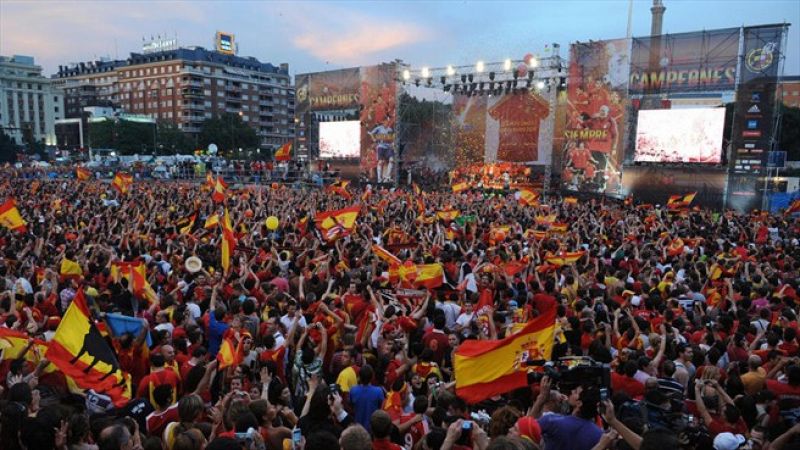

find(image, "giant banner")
[629,28,740,94]
[360,63,397,181]
[728,25,785,212]
[562,39,629,194]
[295,68,361,112]
[451,90,553,166]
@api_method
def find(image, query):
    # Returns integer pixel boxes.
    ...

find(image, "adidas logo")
[748,105,761,113]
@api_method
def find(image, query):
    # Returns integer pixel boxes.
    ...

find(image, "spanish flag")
[786,199,800,215]
[534,214,556,227]
[0,329,57,375]
[667,192,696,210]
[412,183,422,196]
[372,244,401,266]
[452,182,469,193]
[518,188,539,206]
[176,212,197,235]
[204,213,220,229]
[217,335,244,368]
[667,238,685,257]
[45,289,132,407]
[212,177,228,203]
[111,261,158,304]
[437,209,460,222]
[0,199,27,233]
[112,172,133,194]
[414,263,445,289]
[544,251,585,267]
[454,303,556,403]
[328,180,352,200]
[502,260,527,277]
[563,197,578,205]
[206,172,215,189]
[524,229,547,241]
[221,208,236,273]
[274,141,292,161]
[76,167,91,181]
[549,223,568,234]
[315,206,360,241]
[60,257,83,280]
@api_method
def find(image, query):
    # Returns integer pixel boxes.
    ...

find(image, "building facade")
[0,55,64,146]
[53,46,294,150]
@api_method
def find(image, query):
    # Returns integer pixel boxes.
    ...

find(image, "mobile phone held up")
[456,421,472,446]
[292,427,302,450]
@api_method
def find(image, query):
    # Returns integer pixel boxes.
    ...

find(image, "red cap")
[516,416,541,444]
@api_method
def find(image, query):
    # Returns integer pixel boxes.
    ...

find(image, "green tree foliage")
[198,113,258,154]
[157,120,193,154]
[0,127,18,163]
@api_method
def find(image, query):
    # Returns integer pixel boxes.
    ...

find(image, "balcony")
[182,67,205,76]
[185,78,203,87]
[181,89,204,98]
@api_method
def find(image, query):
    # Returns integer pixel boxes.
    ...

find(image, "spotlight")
[402,69,410,80]
[489,72,495,81]
[468,74,474,83]
[440,76,446,84]
[421,67,430,78]
[536,80,545,90]
[529,57,539,68]
[461,74,467,83]
[476,60,485,72]
[447,65,455,76]
[504,59,512,71]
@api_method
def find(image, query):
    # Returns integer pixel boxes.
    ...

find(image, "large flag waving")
[315,205,360,241]
[667,192,696,210]
[454,304,556,403]
[76,167,91,181]
[220,208,237,273]
[217,335,245,368]
[212,177,228,203]
[274,141,292,161]
[112,172,133,194]
[0,199,27,233]
[45,289,132,407]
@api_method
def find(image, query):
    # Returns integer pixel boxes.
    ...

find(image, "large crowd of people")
[2,165,800,450]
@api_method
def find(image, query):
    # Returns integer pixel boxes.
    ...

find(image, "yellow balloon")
[266,216,279,230]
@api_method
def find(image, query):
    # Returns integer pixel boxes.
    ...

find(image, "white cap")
[713,432,745,450]
[630,295,642,307]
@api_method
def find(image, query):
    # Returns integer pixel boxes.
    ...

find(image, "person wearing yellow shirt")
[336,349,360,396]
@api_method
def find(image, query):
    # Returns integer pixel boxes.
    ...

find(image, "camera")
[527,357,611,392]
[456,421,473,446]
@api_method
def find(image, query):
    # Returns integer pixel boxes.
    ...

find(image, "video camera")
[526,357,611,392]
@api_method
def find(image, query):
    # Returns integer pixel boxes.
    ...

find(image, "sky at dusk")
[1,0,799,78]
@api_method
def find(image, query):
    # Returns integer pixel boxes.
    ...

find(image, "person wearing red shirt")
[422,315,450,365]
[398,396,429,450]
[611,361,645,399]
[371,410,404,450]
[694,379,747,437]
[137,354,181,408]
[145,384,179,436]
[766,363,800,410]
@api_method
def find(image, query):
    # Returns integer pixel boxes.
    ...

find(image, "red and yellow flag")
[76,167,91,181]
[112,172,133,194]
[45,289,132,407]
[544,251,585,267]
[111,261,158,304]
[786,199,800,215]
[204,213,220,229]
[176,212,197,235]
[667,192,696,210]
[327,180,352,200]
[524,229,547,241]
[414,263,445,289]
[452,182,469,193]
[274,141,292,161]
[534,214,556,227]
[454,303,556,403]
[437,209,460,222]
[217,335,244,368]
[549,223,568,234]
[518,188,539,206]
[0,199,27,233]
[60,258,83,280]
[667,238,685,257]
[372,244,401,266]
[315,206,360,241]
[212,177,228,203]
[563,197,578,205]
[206,172,215,189]
[220,208,236,273]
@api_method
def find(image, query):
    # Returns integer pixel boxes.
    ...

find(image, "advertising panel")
[295,68,361,114]
[727,25,786,212]
[633,108,725,163]
[629,28,740,94]
[562,38,630,194]
[359,63,397,181]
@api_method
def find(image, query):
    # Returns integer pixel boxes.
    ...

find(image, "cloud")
[286,6,434,65]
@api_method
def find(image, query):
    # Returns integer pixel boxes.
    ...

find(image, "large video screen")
[634,108,725,164]
[319,121,361,158]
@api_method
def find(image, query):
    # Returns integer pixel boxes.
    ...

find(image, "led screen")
[319,121,361,158]
[634,108,725,163]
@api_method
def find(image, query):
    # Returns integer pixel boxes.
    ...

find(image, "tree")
[779,105,800,161]
[0,127,18,163]
[157,120,192,154]
[198,113,258,154]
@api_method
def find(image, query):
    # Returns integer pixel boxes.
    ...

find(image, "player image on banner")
[360,64,397,182]
[563,39,629,194]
